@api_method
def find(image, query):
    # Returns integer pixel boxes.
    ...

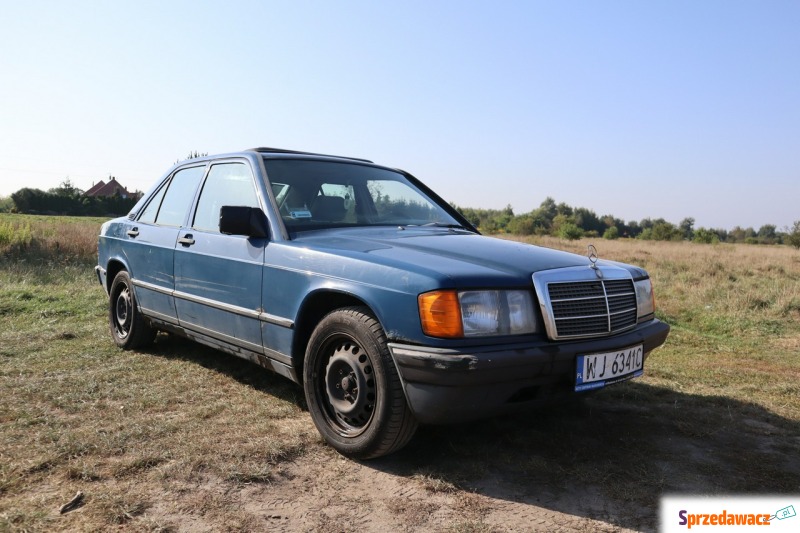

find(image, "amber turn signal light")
[418,290,464,338]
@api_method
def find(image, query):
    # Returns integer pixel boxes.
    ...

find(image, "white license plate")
[575,344,644,392]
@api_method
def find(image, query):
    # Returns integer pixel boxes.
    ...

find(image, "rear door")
[173,161,266,352]
[125,165,206,323]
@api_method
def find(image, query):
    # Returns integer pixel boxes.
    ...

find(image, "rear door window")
[151,166,206,227]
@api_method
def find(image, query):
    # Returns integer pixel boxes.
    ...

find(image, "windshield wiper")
[399,222,474,232]
[420,222,465,229]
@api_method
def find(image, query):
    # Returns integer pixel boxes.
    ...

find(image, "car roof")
[246,147,373,164]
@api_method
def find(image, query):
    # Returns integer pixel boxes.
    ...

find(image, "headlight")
[418,289,537,338]
[634,278,655,320]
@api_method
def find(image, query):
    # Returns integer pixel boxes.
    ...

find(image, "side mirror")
[219,206,269,238]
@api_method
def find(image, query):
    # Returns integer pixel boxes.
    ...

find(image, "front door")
[173,161,266,352]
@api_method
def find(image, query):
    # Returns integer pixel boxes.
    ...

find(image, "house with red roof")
[84,177,137,199]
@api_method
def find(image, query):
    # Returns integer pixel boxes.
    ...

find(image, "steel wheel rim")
[320,337,376,437]
[114,285,132,339]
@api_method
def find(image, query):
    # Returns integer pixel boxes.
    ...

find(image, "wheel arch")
[291,290,379,381]
[105,259,129,293]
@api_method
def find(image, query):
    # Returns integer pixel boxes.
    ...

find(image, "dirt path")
[246,458,631,532]
[147,450,635,532]
[136,383,799,533]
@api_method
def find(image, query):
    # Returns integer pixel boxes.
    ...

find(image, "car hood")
[289,227,594,287]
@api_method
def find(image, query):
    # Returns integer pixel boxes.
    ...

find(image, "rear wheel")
[108,270,156,349]
[304,306,418,459]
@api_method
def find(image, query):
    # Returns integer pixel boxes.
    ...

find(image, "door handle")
[126,228,139,237]
[178,234,195,246]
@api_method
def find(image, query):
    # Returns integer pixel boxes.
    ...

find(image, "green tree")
[679,217,695,240]
[636,219,679,241]
[626,220,641,238]
[10,188,40,213]
[729,226,756,243]
[787,220,800,250]
[175,151,208,164]
[507,215,536,235]
[49,178,83,198]
[558,222,584,240]
[603,226,620,240]
[711,228,729,242]
[651,221,681,241]
[555,202,573,217]
[534,197,557,226]
[550,213,572,234]
[451,203,481,228]
[757,224,777,245]
[0,196,14,213]
[693,228,720,244]
[573,207,603,234]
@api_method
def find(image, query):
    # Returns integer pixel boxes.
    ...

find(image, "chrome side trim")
[180,320,293,366]
[258,311,294,329]
[139,307,180,326]
[262,345,293,366]
[131,279,294,329]
[175,289,261,320]
[132,279,173,296]
[147,316,297,382]
[179,319,265,354]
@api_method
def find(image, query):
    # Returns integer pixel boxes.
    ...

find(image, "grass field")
[1,214,798,532]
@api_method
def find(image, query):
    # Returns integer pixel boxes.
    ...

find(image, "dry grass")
[0,215,321,530]
[504,235,800,418]
[1,217,798,531]
[0,213,103,263]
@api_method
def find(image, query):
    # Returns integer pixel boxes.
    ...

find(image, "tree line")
[2,180,139,217]
[1,183,798,248]
[453,197,800,248]
[0,153,207,217]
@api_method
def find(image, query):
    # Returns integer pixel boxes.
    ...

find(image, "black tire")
[303,306,418,459]
[108,270,156,349]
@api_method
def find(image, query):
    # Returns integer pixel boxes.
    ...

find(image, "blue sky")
[1,1,797,230]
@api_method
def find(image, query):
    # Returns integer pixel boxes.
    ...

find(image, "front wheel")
[304,307,418,459]
[108,270,156,349]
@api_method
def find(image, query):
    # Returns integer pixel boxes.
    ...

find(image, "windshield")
[263,159,463,232]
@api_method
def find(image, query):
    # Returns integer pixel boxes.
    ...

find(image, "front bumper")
[388,319,670,424]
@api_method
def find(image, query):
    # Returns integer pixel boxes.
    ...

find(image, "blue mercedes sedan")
[96,148,670,458]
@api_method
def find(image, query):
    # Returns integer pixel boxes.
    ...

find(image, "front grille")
[546,278,637,338]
